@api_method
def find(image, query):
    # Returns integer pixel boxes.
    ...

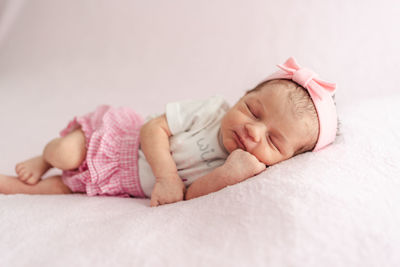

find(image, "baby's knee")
[59,140,86,169]
[44,130,86,170]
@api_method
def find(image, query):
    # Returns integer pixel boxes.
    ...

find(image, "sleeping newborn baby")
[0,57,338,207]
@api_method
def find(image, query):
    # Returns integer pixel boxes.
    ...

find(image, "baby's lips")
[234,126,257,152]
[233,131,246,150]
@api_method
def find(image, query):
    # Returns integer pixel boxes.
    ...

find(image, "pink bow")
[276,57,336,100]
[264,57,338,151]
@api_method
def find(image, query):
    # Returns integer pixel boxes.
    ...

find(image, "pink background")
[1,1,399,173]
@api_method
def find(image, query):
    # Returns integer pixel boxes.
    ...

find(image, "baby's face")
[220,83,316,166]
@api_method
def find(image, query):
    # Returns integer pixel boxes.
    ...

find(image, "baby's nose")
[245,123,265,143]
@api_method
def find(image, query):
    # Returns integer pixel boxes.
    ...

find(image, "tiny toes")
[19,171,32,181]
[26,177,39,185]
[15,164,22,173]
[17,170,25,178]
[17,167,27,176]
[13,157,50,183]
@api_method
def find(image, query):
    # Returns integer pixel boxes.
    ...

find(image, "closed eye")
[268,135,280,153]
[245,102,258,118]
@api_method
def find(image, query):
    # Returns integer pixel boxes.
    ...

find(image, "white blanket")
[1,95,399,267]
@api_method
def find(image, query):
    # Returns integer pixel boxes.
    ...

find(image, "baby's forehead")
[247,82,293,107]
[261,81,315,113]
[247,80,294,98]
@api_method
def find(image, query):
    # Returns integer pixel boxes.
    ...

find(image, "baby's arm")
[185,149,266,200]
[140,114,186,207]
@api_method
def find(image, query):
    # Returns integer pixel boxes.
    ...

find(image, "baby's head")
[220,57,337,166]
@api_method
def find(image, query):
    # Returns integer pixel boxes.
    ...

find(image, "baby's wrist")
[155,174,181,185]
[154,170,179,181]
[216,165,236,186]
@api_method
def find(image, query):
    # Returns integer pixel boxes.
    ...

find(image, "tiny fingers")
[15,164,22,173]
[150,196,183,207]
[257,163,267,173]
[248,155,266,175]
[150,197,160,207]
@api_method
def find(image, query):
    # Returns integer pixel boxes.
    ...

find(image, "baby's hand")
[222,149,266,185]
[150,174,186,207]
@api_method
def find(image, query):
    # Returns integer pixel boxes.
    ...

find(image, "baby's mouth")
[233,131,246,151]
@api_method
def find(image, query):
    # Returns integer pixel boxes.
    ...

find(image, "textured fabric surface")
[1,95,399,267]
[60,105,145,198]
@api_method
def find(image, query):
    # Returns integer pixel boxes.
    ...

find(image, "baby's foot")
[15,156,51,185]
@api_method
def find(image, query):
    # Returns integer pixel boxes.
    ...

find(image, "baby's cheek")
[224,138,237,153]
[245,142,258,153]
[252,148,273,166]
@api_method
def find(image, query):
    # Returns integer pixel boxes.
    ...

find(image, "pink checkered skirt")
[60,105,146,198]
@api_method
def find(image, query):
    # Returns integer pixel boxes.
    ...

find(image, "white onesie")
[138,95,230,198]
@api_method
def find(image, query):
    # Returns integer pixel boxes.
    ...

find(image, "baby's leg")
[15,129,87,185]
[0,174,72,195]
